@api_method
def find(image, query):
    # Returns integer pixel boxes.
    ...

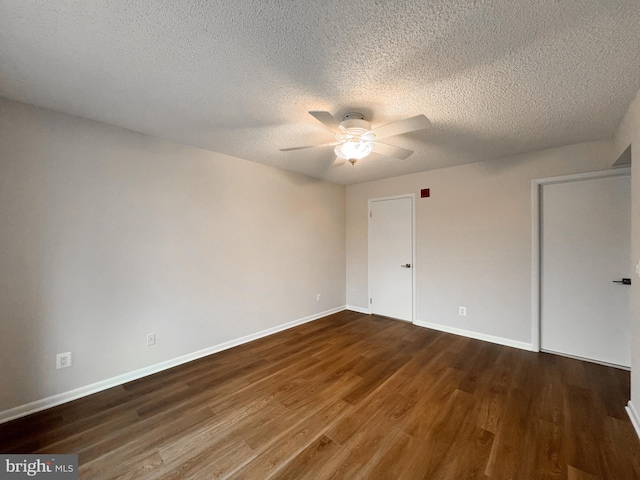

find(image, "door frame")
[530,167,631,353]
[368,194,416,323]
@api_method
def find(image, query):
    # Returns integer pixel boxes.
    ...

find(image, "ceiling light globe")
[334,140,373,161]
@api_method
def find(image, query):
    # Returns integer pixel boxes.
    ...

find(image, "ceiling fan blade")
[309,111,341,132]
[280,141,339,152]
[372,142,414,160]
[368,114,431,140]
[332,157,346,167]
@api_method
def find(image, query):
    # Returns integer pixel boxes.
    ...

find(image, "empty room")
[1,1,640,478]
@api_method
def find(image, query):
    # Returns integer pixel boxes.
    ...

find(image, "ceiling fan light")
[334,139,373,161]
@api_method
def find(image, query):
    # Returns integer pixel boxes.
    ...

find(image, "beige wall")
[347,141,616,346]
[615,89,640,414]
[0,98,346,414]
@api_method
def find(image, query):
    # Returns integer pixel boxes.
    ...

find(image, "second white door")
[369,196,413,322]
[540,174,631,367]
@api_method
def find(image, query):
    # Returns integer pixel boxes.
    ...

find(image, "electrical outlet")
[316,293,321,302]
[147,333,156,346]
[458,306,467,316]
[56,352,72,369]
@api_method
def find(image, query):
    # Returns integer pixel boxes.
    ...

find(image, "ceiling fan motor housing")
[340,118,371,133]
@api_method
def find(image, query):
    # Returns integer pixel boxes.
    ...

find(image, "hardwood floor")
[1,311,639,479]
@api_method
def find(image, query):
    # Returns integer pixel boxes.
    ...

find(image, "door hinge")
[370,298,372,304]
[369,210,372,218]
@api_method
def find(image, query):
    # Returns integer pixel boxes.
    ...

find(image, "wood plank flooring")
[1,311,639,479]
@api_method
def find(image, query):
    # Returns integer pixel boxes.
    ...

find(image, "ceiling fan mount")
[340,112,365,121]
[280,110,431,167]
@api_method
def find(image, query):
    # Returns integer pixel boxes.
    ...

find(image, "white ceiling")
[1,1,640,185]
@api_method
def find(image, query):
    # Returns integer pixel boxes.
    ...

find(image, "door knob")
[401,264,411,268]
[613,278,631,285]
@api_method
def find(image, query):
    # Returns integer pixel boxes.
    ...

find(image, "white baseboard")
[626,401,640,439]
[346,305,371,315]
[0,306,346,425]
[540,348,630,370]
[413,320,534,352]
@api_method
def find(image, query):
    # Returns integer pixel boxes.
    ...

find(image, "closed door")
[369,196,413,321]
[541,175,631,367]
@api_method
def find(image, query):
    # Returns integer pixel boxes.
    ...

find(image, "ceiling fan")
[280,111,431,166]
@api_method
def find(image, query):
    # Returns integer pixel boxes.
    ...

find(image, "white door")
[369,196,413,321]
[540,175,631,367]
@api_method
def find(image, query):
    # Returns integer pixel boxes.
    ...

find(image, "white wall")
[614,88,640,428]
[0,98,346,416]
[2,91,634,423]
[347,141,616,347]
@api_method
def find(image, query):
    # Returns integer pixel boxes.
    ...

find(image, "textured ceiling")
[1,1,640,185]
